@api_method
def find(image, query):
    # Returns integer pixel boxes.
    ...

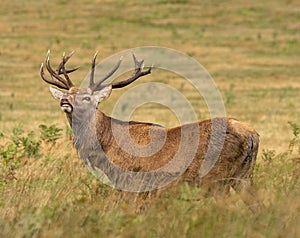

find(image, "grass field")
[0,0,300,237]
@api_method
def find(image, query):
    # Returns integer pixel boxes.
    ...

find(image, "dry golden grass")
[0,0,300,237]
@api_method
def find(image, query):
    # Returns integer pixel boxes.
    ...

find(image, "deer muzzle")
[60,96,73,113]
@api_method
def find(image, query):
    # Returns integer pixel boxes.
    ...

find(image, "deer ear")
[49,87,64,101]
[93,85,112,103]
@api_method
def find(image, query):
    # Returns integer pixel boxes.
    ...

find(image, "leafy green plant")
[0,124,63,186]
[0,126,40,186]
[261,149,276,163]
[39,124,63,144]
[0,142,18,187]
[8,126,40,159]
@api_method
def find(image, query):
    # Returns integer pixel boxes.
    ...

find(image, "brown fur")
[95,111,259,194]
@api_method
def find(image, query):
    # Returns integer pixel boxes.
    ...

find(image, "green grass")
[0,0,300,237]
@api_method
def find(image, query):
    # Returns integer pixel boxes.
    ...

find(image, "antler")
[111,53,152,89]
[89,52,152,92]
[41,50,152,92]
[40,50,80,90]
[89,52,123,92]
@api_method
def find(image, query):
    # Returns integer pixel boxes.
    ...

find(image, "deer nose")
[60,94,72,104]
[60,98,69,105]
[60,95,73,113]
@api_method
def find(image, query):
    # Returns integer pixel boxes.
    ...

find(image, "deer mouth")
[60,99,73,113]
[61,104,72,113]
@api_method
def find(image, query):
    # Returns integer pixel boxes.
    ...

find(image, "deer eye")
[83,96,91,102]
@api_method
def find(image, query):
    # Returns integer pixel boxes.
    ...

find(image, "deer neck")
[70,107,108,174]
[69,108,122,185]
[71,106,99,152]
[70,107,113,155]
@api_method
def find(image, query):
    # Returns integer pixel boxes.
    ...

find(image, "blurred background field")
[0,0,299,237]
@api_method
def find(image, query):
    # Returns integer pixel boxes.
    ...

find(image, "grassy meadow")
[0,0,300,237]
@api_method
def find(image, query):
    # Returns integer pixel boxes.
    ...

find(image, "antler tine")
[43,50,78,90]
[89,51,98,90]
[90,55,123,92]
[63,66,81,74]
[111,52,152,89]
[132,52,144,71]
[45,51,70,86]
[40,63,69,90]
[57,51,80,74]
[59,51,77,88]
[57,51,73,73]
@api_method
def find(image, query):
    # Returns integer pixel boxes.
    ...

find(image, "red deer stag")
[40,50,259,201]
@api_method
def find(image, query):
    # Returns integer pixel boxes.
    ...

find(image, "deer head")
[40,50,152,124]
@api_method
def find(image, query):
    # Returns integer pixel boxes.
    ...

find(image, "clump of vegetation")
[260,121,300,166]
[39,124,63,144]
[288,121,300,155]
[0,124,63,187]
[261,148,276,164]
[0,126,39,186]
